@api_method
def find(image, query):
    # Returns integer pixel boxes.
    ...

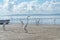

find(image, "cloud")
[12,1,41,14]
[13,2,29,13]
[39,1,53,13]
[0,0,9,15]
[12,0,60,14]
[0,0,60,15]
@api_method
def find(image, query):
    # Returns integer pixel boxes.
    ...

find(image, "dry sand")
[0,24,60,40]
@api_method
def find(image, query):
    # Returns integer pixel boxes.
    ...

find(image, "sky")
[0,0,60,15]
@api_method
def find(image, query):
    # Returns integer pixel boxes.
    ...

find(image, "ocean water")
[10,17,60,24]
[0,14,60,24]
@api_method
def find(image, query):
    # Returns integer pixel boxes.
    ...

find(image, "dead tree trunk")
[21,21,24,27]
[24,23,28,33]
[23,16,30,33]
[3,22,6,31]
[35,18,40,25]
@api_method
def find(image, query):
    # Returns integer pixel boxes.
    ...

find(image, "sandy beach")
[0,24,60,40]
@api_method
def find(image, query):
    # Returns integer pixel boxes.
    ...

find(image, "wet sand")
[0,24,60,40]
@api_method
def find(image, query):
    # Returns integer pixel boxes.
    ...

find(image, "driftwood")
[35,18,40,25]
[24,23,28,33]
[0,20,10,31]
[23,16,30,33]
[20,20,24,27]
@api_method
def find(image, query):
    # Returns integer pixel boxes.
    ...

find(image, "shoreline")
[0,24,60,40]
